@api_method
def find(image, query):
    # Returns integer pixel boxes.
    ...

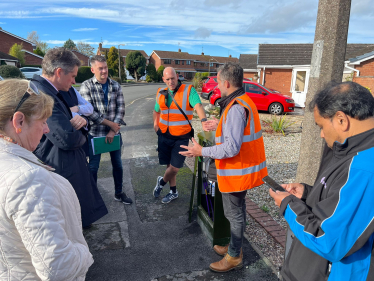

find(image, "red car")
[201,76,251,101]
[210,81,295,115]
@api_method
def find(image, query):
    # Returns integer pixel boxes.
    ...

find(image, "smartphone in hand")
[263,176,285,192]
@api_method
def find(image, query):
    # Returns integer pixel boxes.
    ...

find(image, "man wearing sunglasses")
[32,48,108,228]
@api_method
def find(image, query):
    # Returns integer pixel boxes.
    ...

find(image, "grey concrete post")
[295,0,352,185]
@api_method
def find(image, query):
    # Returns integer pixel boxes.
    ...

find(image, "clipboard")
[91,135,120,155]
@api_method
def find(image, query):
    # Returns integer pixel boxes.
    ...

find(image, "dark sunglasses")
[13,80,40,114]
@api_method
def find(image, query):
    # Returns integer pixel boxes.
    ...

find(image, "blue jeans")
[222,190,247,257]
[88,134,123,195]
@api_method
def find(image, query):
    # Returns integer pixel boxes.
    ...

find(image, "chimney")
[178,48,181,52]
[201,52,204,56]
[229,55,232,58]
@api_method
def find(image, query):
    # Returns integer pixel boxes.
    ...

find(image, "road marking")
[125,93,155,108]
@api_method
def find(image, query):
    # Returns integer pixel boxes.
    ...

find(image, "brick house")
[0,51,19,66]
[72,50,90,66]
[348,50,374,92]
[0,27,45,66]
[257,44,374,107]
[96,43,149,79]
[239,54,258,80]
[149,49,238,79]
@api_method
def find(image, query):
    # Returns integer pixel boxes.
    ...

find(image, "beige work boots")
[213,244,229,256]
[209,250,243,273]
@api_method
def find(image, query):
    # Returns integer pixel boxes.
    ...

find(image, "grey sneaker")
[153,176,163,198]
[162,191,178,204]
[114,192,133,205]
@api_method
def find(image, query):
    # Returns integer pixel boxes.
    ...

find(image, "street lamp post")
[208,58,214,76]
[118,44,125,83]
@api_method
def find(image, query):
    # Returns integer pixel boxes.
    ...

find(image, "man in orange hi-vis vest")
[153,67,208,204]
[180,62,267,273]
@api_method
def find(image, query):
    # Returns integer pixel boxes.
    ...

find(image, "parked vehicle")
[210,80,295,115]
[0,75,3,81]
[201,76,252,100]
[178,74,185,81]
[20,67,43,79]
[201,76,218,100]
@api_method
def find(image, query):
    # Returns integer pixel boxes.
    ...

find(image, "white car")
[20,67,42,79]
[178,74,185,81]
[0,75,3,81]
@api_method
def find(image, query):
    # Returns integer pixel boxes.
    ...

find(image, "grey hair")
[42,48,81,76]
[90,55,107,66]
[217,62,243,88]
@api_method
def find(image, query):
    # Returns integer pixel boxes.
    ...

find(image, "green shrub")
[75,66,93,83]
[111,76,122,84]
[262,114,296,136]
[194,72,209,80]
[0,65,25,79]
[146,75,152,83]
[146,63,158,82]
[156,65,165,82]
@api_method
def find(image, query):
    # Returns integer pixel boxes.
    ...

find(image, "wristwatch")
[200,118,207,122]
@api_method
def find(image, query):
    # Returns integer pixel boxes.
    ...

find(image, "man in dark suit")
[33,48,107,228]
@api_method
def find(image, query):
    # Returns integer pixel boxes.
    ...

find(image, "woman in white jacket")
[0,79,93,280]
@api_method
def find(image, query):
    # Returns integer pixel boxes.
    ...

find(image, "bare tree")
[76,42,95,57]
[27,31,49,53]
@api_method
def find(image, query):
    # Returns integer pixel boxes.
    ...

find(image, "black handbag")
[169,92,195,139]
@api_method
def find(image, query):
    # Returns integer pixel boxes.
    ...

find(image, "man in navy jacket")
[33,48,107,228]
[270,82,374,281]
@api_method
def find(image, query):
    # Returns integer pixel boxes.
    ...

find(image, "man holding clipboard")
[80,55,133,205]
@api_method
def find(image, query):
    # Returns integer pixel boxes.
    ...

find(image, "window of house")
[175,60,180,65]
[210,63,214,67]
[194,62,197,66]
[182,60,184,65]
[200,63,205,66]
[164,59,171,64]
[216,64,219,67]
[187,60,191,65]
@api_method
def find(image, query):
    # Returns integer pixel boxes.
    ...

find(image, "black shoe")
[114,192,133,205]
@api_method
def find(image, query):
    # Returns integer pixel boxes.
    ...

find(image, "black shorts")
[157,132,189,169]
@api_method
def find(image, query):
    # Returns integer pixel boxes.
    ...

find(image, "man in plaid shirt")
[80,55,132,205]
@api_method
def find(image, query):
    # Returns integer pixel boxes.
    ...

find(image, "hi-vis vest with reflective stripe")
[215,95,267,193]
[157,84,194,136]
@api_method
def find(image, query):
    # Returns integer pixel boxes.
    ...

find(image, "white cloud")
[0,22,6,24]
[72,28,98,32]
[194,27,212,39]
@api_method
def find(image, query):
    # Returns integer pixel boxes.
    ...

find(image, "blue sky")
[0,0,373,58]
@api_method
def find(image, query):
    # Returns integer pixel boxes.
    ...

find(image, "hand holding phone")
[263,176,285,192]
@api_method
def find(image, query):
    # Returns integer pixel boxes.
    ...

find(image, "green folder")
[91,135,120,155]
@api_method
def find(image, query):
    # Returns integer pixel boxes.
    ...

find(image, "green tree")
[146,63,158,82]
[157,65,165,82]
[63,39,76,50]
[9,43,25,66]
[33,47,45,57]
[125,51,146,82]
[106,46,125,81]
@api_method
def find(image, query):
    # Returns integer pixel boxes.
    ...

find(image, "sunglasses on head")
[13,79,40,114]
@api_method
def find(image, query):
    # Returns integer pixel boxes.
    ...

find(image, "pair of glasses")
[13,79,40,114]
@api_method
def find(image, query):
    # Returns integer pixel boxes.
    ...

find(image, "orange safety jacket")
[156,84,194,137]
[215,95,268,193]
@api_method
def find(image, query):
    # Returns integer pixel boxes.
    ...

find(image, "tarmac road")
[83,83,279,281]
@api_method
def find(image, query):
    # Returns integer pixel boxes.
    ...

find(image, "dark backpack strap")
[169,92,193,129]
